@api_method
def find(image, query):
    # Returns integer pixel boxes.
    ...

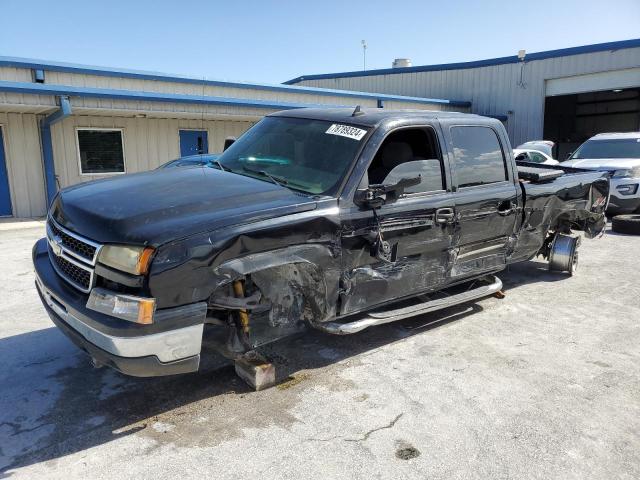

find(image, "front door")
[179,130,209,156]
[0,127,12,217]
[339,125,455,316]
[442,122,519,279]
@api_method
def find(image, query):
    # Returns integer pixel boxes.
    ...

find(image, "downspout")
[41,95,71,206]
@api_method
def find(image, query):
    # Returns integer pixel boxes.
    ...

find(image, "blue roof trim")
[0,56,469,107]
[284,38,640,84]
[0,80,352,110]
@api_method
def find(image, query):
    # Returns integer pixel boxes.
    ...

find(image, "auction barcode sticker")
[325,124,367,141]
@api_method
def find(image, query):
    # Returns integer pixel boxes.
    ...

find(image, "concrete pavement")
[1,223,638,479]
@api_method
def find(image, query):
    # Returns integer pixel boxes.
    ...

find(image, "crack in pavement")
[345,413,404,442]
[305,413,404,443]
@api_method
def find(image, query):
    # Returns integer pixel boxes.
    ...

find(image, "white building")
[0,57,469,218]
[286,39,640,159]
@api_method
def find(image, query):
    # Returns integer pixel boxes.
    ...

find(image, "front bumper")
[33,238,207,376]
[607,178,640,214]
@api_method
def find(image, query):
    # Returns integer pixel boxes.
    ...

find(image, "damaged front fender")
[211,244,341,326]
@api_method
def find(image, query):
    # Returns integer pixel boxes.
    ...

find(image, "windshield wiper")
[242,165,289,188]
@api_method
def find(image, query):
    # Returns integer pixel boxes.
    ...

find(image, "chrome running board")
[316,275,502,335]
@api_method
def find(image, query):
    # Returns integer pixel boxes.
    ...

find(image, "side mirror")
[223,137,236,151]
[354,175,421,209]
[565,151,574,160]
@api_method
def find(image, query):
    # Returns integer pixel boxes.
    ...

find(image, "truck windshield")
[570,138,640,160]
[216,117,369,195]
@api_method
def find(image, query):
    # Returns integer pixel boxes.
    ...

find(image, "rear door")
[441,121,519,279]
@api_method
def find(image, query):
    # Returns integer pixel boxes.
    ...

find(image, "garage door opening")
[543,88,640,160]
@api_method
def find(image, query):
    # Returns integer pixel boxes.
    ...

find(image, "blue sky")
[1,0,638,84]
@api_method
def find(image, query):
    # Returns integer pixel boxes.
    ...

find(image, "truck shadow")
[1,305,480,475]
[2,260,547,475]
[500,259,568,287]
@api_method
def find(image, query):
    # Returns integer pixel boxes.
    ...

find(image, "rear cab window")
[450,126,508,188]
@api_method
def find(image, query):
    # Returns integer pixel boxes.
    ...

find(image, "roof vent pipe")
[392,58,412,68]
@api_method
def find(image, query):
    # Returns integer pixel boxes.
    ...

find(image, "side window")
[450,126,507,188]
[529,151,546,163]
[367,127,445,194]
[515,152,529,161]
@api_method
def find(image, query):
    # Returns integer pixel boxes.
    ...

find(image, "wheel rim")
[570,248,578,275]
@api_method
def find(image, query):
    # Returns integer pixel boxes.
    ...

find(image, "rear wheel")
[548,233,580,276]
[611,214,640,235]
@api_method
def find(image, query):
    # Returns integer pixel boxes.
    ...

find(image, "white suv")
[563,132,640,214]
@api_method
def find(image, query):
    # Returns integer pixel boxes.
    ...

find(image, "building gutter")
[41,95,71,205]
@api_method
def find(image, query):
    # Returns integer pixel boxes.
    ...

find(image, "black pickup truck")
[33,108,609,378]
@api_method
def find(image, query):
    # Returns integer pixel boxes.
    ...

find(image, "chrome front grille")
[46,218,102,293]
[48,220,98,262]
[50,251,92,291]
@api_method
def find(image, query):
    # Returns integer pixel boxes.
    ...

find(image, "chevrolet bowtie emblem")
[51,235,63,257]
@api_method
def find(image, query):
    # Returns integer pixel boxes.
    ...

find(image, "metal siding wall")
[0,67,32,82]
[50,116,253,189]
[41,71,388,109]
[0,112,46,217]
[1,68,457,112]
[297,47,640,146]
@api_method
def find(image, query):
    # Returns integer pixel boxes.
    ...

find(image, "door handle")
[435,208,455,224]
[497,200,516,216]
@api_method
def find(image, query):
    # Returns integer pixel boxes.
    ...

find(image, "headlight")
[612,169,631,178]
[86,288,156,324]
[98,245,155,275]
[613,167,640,178]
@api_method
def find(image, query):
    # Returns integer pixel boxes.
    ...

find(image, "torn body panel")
[149,200,341,310]
[149,204,343,349]
[508,172,609,263]
[215,245,341,325]
[341,255,448,315]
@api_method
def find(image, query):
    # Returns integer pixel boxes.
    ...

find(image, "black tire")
[611,215,640,235]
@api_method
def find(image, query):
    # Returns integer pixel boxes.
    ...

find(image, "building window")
[450,126,507,188]
[77,129,125,175]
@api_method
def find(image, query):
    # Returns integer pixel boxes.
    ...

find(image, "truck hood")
[562,158,640,171]
[50,167,318,246]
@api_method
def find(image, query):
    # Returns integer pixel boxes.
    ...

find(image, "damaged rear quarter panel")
[509,171,609,262]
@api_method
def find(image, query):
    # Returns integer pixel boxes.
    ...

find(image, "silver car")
[563,132,640,214]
